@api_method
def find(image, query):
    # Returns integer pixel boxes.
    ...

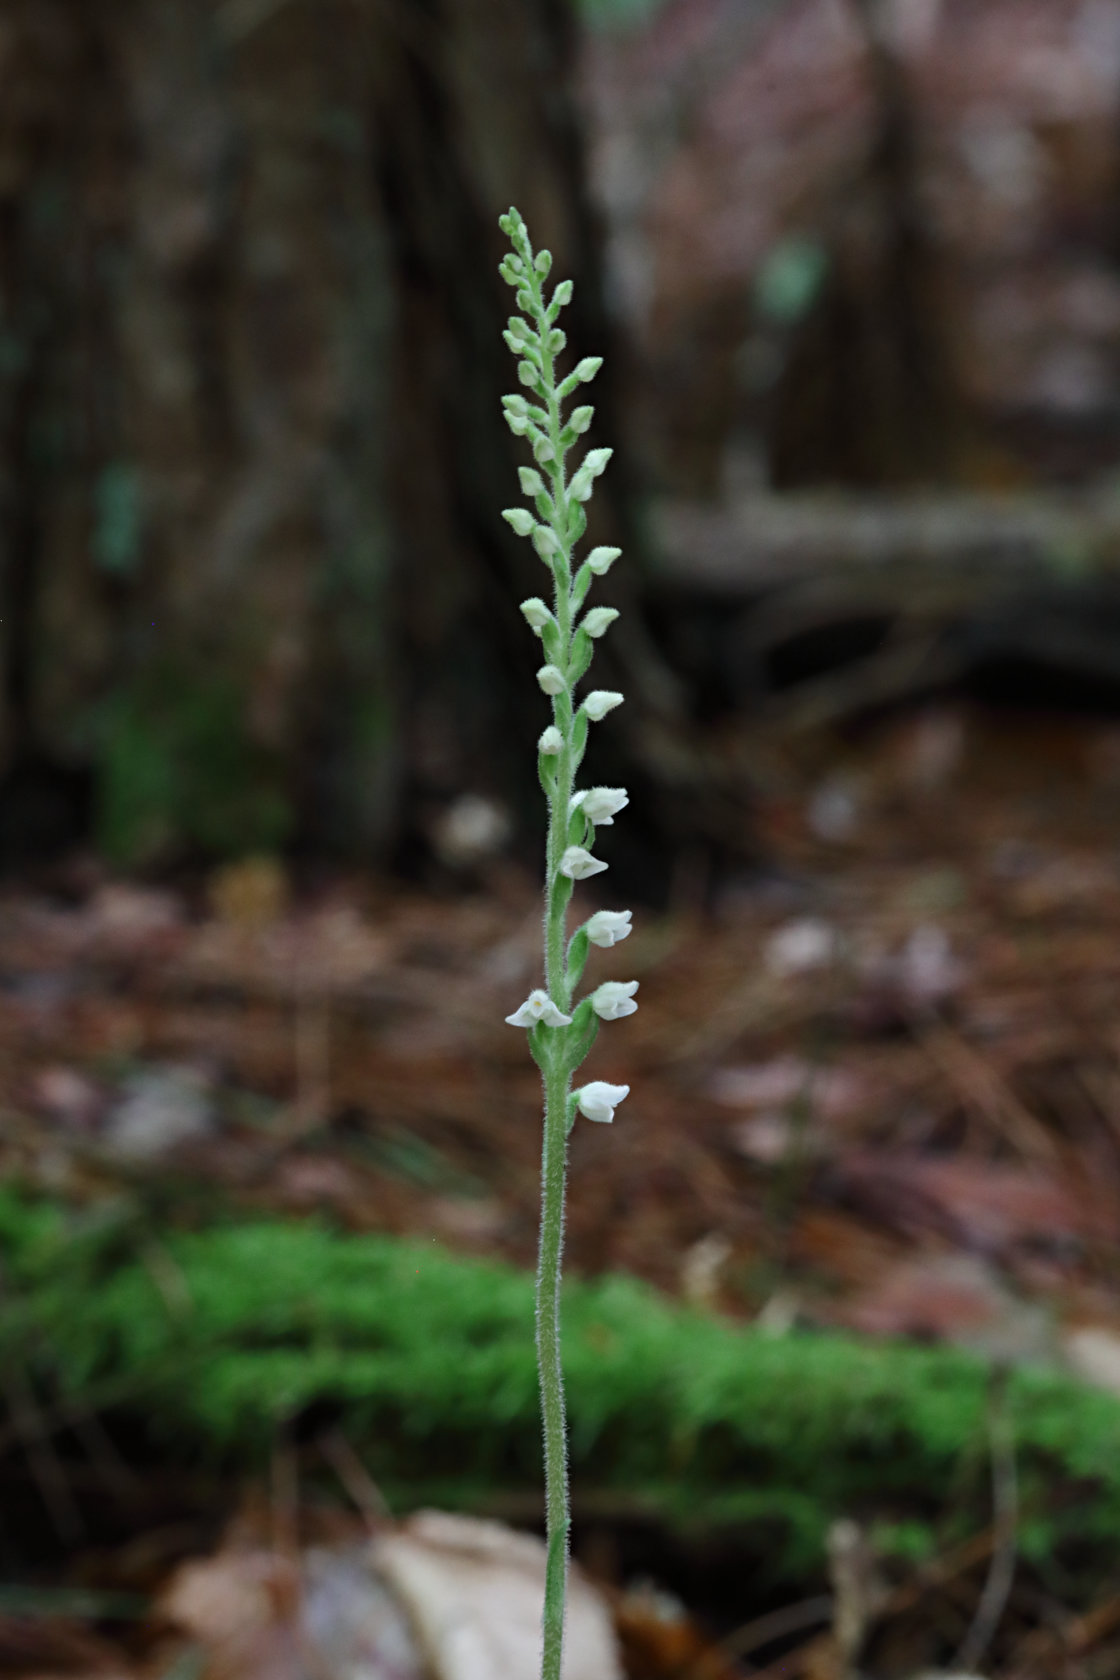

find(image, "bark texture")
[0,0,652,877]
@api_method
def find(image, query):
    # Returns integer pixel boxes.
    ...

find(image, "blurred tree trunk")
[769,0,969,489]
[0,0,681,884]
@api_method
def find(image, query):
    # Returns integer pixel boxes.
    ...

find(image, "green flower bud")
[519,467,546,498]
[535,249,552,275]
[575,356,602,383]
[520,597,553,632]
[570,406,593,434]
[586,546,620,575]
[537,664,566,696]
[552,279,573,309]
[532,524,560,560]
[502,508,535,537]
[581,607,619,638]
[518,361,539,388]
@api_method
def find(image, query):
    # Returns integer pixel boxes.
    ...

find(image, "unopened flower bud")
[581,447,613,479]
[532,525,560,561]
[574,356,602,384]
[505,412,529,435]
[535,249,553,275]
[520,597,552,632]
[590,979,639,1020]
[576,1081,630,1123]
[538,726,563,754]
[503,394,529,416]
[505,988,572,1028]
[552,279,574,309]
[502,508,535,537]
[581,607,619,639]
[537,665,566,696]
[585,909,632,948]
[586,546,621,576]
[570,406,593,434]
[519,467,546,497]
[518,361,538,387]
[581,690,623,722]
[560,846,608,880]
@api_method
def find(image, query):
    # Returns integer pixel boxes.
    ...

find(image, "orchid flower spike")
[505,989,573,1028]
[584,909,632,947]
[560,845,608,880]
[590,979,639,1020]
[576,1081,630,1123]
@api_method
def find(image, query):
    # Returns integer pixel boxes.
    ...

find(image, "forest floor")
[4,699,1120,1678]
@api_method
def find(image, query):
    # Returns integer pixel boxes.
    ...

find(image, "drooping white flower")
[586,547,621,576]
[590,979,639,1020]
[560,846,608,880]
[537,665,566,696]
[584,909,632,948]
[520,597,552,632]
[581,691,623,722]
[576,1081,630,1123]
[581,607,619,639]
[538,726,563,754]
[571,787,628,827]
[505,989,572,1028]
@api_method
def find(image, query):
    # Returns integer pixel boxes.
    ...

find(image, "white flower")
[503,508,535,537]
[538,726,563,754]
[572,787,628,825]
[520,597,552,632]
[590,979,639,1020]
[586,546,620,576]
[560,846,608,880]
[585,910,632,948]
[581,607,619,639]
[581,691,623,722]
[505,989,572,1028]
[537,665,566,696]
[576,1081,630,1123]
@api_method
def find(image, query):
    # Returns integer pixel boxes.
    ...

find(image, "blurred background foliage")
[7,0,1120,886]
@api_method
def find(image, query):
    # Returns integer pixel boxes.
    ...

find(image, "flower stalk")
[498,207,636,1680]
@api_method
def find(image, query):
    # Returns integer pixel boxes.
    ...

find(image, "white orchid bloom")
[572,787,628,825]
[536,665,566,695]
[560,846,607,880]
[576,1081,630,1123]
[590,979,639,1020]
[538,726,563,754]
[505,989,572,1028]
[581,691,623,722]
[586,546,620,576]
[520,598,553,632]
[584,910,632,948]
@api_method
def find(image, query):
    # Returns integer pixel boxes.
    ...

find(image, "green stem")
[533,255,574,1680]
[536,1048,570,1680]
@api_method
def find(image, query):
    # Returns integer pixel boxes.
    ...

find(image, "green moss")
[2,1186,1119,1589]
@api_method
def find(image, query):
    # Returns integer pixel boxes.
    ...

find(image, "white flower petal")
[505,988,572,1028]
[581,691,623,722]
[584,910,632,948]
[575,786,628,826]
[590,980,639,1021]
[560,846,608,880]
[576,1080,630,1123]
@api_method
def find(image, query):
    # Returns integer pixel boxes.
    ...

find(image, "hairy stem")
[536,1048,570,1680]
